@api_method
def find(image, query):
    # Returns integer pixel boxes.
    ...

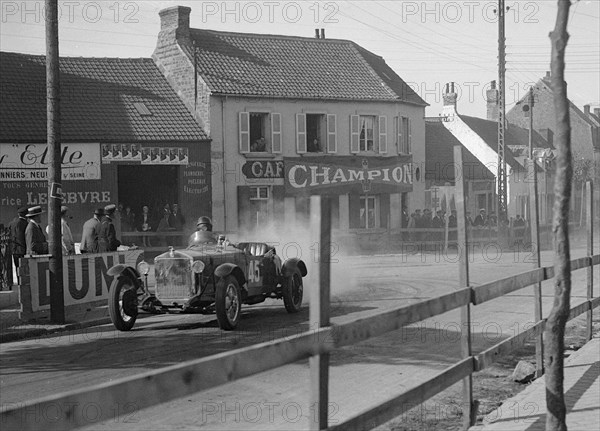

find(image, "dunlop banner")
[20,250,144,316]
[284,155,413,195]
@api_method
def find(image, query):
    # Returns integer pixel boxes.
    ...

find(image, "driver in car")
[188,216,222,246]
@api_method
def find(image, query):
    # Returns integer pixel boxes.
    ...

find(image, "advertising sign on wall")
[0,143,101,181]
[284,155,414,195]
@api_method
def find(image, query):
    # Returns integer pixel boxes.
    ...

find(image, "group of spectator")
[404,207,528,244]
[120,202,186,247]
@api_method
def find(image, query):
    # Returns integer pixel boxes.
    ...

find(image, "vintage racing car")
[107,231,308,331]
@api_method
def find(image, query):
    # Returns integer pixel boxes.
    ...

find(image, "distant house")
[0,52,211,239]
[505,72,600,219]
[152,5,428,238]
[426,83,554,222]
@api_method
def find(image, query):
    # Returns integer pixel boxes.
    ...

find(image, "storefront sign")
[20,250,144,316]
[284,156,413,195]
[0,143,101,181]
[242,160,284,179]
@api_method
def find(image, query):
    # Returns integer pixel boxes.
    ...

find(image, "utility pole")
[46,0,65,323]
[496,0,508,223]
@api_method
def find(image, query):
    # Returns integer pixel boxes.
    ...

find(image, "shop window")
[350,115,387,154]
[395,116,412,154]
[250,186,269,200]
[360,196,379,229]
[239,112,281,154]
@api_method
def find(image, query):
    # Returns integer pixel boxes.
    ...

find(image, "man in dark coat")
[98,204,121,252]
[25,206,49,255]
[9,207,28,273]
[80,208,104,253]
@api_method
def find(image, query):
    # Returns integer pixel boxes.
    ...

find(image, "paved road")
[0,247,595,430]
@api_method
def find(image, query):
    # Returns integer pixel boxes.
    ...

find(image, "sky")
[1,0,599,118]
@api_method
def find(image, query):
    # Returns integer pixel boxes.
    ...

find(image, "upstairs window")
[297,113,337,154]
[306,114,325,152]
[239,112,281,154]
[396,116,412,154]
[359,116,375,152]
[350,115,387,154]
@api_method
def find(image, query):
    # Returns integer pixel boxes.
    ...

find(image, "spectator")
[46,206,75,255]
[98,204,121,252]
[25,206,48,255]
[8,206,28,279]
[170,203,185,230]
[466,211,474,227]
[121,206,136,232]
[80,208,104,253]
[473,209,487,227]
[136,205,154,247]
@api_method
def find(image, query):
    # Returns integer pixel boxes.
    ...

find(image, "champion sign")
[284,156,413,195]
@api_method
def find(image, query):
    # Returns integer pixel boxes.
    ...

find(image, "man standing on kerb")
[80,208,104,253]
[98,204,121,252]
[25,206,48,255]
[9,206,28,268]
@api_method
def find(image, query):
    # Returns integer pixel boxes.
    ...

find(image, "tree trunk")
[545,1,573,430]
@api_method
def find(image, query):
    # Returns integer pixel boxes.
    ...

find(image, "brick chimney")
[157,6,191,47]
[486,80,498,121]
[442,82,457,116]
[543,71,551,83]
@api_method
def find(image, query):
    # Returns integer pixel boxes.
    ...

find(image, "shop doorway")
[117,165,179,223]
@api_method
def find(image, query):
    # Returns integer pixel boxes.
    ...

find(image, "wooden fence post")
[309,195,331,430]
[586,181,594,341]
[454,146,477,429]
[528,158,544,377]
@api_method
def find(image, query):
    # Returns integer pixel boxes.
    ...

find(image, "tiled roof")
[460,115,550,169]
[187,29,426,104]
[0,51,208,142]
[425,120,491,182]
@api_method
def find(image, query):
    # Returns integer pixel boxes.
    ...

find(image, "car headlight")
[192,261,205,274]
[137,261,150,275]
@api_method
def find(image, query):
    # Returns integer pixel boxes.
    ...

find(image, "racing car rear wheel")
[283,268,303,313]
[216,275,242,330]
[108,276,138,331]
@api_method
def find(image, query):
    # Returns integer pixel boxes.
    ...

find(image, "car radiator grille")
[154,258,194,302]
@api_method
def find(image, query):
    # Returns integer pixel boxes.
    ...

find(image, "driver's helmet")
[188,230,217,246]
[196,216,213,231]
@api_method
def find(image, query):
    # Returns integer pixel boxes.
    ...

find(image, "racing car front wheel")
[216,275,242,330]
[283,268,303,313]
[108,276,138,331]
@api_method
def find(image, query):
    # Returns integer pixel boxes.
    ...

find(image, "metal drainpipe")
[221,96,227,231]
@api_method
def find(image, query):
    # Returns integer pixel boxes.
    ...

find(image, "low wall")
[17,250,144,322]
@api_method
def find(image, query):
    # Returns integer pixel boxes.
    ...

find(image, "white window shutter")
[350,115,360,154]
[271,113,282,153]
[296,114,307,153]
[408,117,412,154]
[378,116,387,154]
[239,112,250,153]
[327,114,337,153]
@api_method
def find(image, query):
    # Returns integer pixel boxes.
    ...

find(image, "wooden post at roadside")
[586,182,594,341]
[309,195,331,430]
[454,146,477,429]
[528,158,544,377]
[46,0,65,323]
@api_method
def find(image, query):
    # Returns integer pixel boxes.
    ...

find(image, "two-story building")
[427,83,554,222]
[506,72,600,220]
[152,6,427,243]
